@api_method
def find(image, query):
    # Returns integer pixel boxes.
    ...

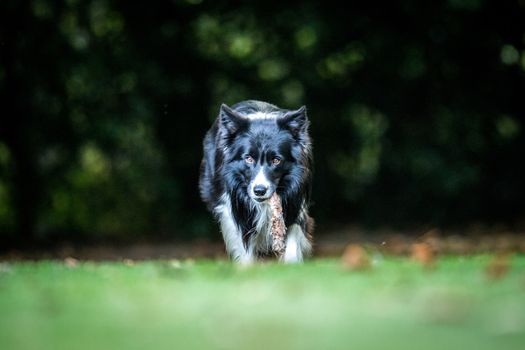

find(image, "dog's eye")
[272,157,281,165]
[245,155,254,164]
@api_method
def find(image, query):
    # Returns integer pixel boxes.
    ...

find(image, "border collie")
[199,100,314,263]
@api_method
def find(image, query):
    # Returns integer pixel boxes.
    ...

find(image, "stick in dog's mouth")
[270,192,286,258]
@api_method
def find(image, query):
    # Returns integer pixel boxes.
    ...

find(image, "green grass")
[0,256,524,350]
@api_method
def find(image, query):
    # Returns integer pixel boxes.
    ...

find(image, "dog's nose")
[253,184,268,197]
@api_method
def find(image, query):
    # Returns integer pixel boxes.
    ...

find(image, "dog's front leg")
[215,195,254,264]
[282,224,312,263]
[219,214,253,264]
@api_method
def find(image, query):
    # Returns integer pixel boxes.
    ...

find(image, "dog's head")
[218,102,311,203]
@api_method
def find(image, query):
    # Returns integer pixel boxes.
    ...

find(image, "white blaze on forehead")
[245,112,280,120]
[252,168,271,187]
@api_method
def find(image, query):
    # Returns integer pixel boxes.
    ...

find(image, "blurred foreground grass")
[0,257,524,350]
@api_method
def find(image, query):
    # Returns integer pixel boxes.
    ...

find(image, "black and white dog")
[199,100,314,263]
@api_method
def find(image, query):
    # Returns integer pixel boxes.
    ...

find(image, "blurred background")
[1,0,524,251]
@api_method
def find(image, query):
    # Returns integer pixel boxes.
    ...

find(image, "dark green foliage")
[0,0,524,242]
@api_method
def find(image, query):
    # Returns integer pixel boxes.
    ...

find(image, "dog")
[199,100,314,263]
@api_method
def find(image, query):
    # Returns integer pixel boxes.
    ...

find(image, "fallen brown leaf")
[485,253,511,281]
[341,244,370,271]
[420,228,442,253]
[64,256,78,268]
[411,242,435,268]
[123,258,135,266]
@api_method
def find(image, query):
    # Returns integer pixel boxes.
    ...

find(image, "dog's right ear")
[219,104,248,134]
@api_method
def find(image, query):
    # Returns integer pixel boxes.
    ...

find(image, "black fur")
[199,100,313,251]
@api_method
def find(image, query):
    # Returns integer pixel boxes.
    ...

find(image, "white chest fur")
[215,194,311,263]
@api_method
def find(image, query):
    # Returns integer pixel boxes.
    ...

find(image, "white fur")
[215,194,311,264]
[245,112,280,120]
[249,168,271,199]
[215,194,251,263]
[253,168,271,187]
[283,224,312,263]
[247,201,273,257]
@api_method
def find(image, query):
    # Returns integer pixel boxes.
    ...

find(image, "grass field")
[0,256,524,350]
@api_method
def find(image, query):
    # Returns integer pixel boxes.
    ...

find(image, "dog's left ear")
[278,106,309,136]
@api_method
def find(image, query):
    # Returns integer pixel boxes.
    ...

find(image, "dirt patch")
[1,226,524,261]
